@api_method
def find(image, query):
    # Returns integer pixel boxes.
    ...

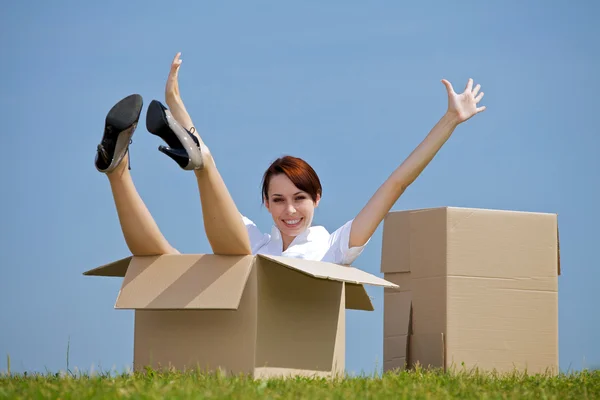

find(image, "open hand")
[165,52,183,101]
[442,78,486,123]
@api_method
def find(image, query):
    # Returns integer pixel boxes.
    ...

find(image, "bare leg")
[106,154,179,256]
[96,94,178,256]
[193,151,252,256]
[172,107,253,256]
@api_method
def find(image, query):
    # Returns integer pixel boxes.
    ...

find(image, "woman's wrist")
[165,92,181,107]
[441,110,462,128]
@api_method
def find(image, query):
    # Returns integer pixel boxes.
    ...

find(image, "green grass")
[1,366,599,399]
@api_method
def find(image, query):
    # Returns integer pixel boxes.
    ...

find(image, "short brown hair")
[261,156,322,204]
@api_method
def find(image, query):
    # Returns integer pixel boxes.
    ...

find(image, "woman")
[95,52,485,265]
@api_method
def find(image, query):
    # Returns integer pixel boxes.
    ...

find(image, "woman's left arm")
[349,78,486,248]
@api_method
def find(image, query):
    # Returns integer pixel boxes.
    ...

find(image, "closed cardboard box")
[382,207,560,374]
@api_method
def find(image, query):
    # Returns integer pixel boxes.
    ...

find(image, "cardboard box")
[84,253,398,379]
[381,207,560,375]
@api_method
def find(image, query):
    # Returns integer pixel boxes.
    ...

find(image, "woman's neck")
[281,233,294,252]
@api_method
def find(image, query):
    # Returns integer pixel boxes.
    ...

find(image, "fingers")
[443,78,486,112]
[170,52,182,73]
[465,78,473,92]
[441,79,455,95]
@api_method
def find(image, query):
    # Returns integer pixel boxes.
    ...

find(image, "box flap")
[257,254,398,288]
[83,256,133,277]
[345,283,374,311]
[114,254,255,310]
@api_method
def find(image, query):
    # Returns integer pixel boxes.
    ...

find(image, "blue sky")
[1,1,598,375]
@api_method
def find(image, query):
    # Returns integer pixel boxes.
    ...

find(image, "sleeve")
[328,219,370,265]
[240,214,270,254]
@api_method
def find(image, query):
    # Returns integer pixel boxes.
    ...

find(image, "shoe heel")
[147,100,204,171]
[158,145,192,170]
[146,101,176,145]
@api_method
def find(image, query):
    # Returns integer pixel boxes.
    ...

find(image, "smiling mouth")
[282,218,303,228]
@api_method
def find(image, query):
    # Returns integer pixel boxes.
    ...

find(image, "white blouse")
[241,215,369,266]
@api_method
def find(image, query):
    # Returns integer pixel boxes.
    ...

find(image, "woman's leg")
[96,94,178,256]
[106,155,179,256]
[193,153,253,256]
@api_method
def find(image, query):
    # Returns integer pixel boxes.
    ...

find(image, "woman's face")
[265,173,320,239]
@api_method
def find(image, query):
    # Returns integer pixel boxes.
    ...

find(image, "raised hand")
[441,78,486,124]
[166,52,183,101]
[163,52,195,134]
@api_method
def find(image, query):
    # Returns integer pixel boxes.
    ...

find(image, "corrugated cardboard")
[382,207,560,375]
[85,253,398,378]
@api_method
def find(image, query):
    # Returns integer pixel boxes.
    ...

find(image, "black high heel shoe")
[95,94,143,173]
[145,100,204,170]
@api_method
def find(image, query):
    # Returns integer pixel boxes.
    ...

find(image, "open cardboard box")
[85,253,398,379]
[381,207,561,375]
